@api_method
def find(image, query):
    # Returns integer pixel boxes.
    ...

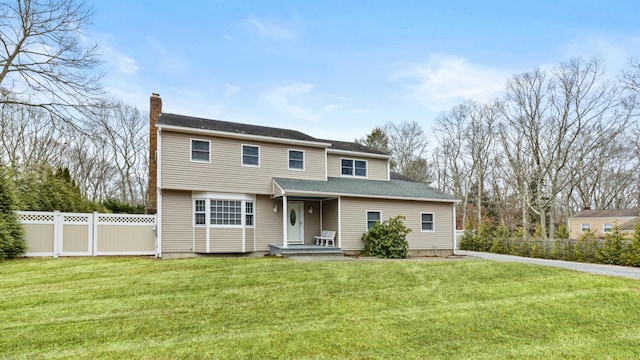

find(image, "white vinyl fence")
[18,211,156,257]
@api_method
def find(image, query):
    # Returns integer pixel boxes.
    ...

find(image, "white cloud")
[224,83,240,97]
[561,33,640,75]
[389,54,512,111]
[263,82,320,122]
[245,14,297,40]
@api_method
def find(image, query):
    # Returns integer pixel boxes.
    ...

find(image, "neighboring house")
[568,208,640,239]
[147,94,459,258]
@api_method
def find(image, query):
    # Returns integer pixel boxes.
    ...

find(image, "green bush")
[575,231,600,263]
[361,215,411,259]
[102,198,146,214]
[597,225,627,265]
[624,222,640,267]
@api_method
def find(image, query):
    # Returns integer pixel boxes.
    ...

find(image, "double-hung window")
[341,158,367,177]
[581,224,591,233]
[366,211,381,230]
[288,150,304,170]
[245,202,254,227]
[603,223,614,233]
[191,139,210,162]
[194,200,206,225]
[242,145,259,166]
[421,213,434,232]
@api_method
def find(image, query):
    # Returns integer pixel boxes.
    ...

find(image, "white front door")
[287,202,304,243]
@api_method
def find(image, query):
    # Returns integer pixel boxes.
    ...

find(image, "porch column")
[337,196,342,248]
[452,204,457,255]
[282,195,288,248]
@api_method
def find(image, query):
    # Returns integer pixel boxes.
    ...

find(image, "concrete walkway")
[456,250,640,280]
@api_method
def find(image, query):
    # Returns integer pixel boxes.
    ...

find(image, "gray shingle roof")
[157,113,385,155]
[158,113,320,143]
[571,209,640,218]
[273,177,458,202]
[317,138,389,155]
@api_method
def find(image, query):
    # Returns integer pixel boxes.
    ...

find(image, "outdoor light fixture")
[273,205,278,213]
[308,205,313,214]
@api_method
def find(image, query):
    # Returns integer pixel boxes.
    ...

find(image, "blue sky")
[88,0,640,141]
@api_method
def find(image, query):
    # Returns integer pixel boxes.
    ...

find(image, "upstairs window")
[366,211,381,230]
[421,213,434,232]
[242,145,260,167]
[288,150,304,170]
[603,223,614,233]
[581,224,591,233]
[341,158,367,177]
[191,140,210,162]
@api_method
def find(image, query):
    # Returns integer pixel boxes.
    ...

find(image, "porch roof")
[273,177,459,203]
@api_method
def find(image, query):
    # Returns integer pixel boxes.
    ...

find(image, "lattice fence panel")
[97,214,156,225]
[63,215,91,224]
[17,213,55,223]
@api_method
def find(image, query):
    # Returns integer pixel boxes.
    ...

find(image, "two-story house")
[147,94,459,258]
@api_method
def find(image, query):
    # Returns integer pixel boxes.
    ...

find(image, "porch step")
[268,244,344,257]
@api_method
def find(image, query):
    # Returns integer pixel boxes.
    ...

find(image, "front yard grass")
[1,257,640,359]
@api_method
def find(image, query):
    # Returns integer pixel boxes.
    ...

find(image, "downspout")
[156,128,162,258]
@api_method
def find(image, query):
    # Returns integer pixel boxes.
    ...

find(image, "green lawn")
[1,257,639,359]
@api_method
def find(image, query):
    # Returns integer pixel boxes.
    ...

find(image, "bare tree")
[384,121,432,183]
[92,101,148,205]
[0,0,102,125]
[434,100,498,231]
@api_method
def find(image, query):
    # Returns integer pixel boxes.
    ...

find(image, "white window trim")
[191,193,256,228]
[194,199,207,227]
[341,157,368,178]
[288,149,305,171]
[581,224,591,233]
[421,212,435,232]
[190,138,211,163]
[366,210,382,231]
[245,201,255,228]
[241,144,260,167]
[603,223,614,233]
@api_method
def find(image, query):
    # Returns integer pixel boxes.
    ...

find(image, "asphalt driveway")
[456,250,640,280]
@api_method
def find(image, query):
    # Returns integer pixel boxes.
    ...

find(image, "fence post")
[92,212,99,256]
[53,211,62,258]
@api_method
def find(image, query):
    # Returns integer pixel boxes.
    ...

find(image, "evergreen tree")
[0,164,25,259]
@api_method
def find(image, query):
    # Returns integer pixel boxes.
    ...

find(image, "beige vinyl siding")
[210,228,243,252]
[194,228,206,253]
[326,153,388,181]
[161,131,326,193]
[161,189,194,253]
[340,197,453,251]
[24,224,54,253]
[321,199,339,242]
[255,195,283,251]
[569,216,635,239]
[96,225,155,253]
[62,225,89,253]
[303,200,321,244]
[245,228,255,252]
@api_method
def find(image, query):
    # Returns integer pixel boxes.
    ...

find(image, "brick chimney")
[147,93,162,214]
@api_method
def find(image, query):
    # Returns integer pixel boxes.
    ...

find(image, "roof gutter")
[157,124,333,148]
